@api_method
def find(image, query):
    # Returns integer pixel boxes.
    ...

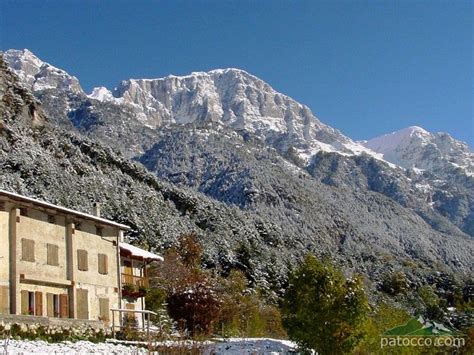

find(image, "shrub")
[381,271,409,295]
[217,269,286,338]
[417,285,444,321]
[353,303,411,354]
[167,277,222,336]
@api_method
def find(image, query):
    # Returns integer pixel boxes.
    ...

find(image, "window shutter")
[53,245,59,265]
[21,290,29,315]
[76,289,89,320]
[47,245,51,265]
[35,291,43,316]
[77,250,88,271]
[46,293,54,317]
[98,254,108,275]
[47,244,59,266]
[0,286,9,314]
[77,250,82,270]
[22,239,35,262]
[59,294,68,318]
[99,298,109,321]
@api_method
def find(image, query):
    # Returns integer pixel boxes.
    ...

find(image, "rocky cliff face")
[3,50,380,162]
[1,51,473,297]
[3,49,83,94]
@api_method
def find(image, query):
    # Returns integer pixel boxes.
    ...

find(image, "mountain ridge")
[4,48,472,178]
[2,48,473,239]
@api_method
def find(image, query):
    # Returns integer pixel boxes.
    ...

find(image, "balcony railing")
[121,273,149,291]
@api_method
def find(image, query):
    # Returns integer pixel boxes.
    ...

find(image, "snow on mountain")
[4,49,385,163]
[364,126,430,155]
[4,48,471,177]
[88,86,117,102]
[3,49,83,94]
[105,68,384,162]
[363,126,474,176]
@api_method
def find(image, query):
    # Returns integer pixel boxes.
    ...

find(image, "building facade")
[0,190,162,325]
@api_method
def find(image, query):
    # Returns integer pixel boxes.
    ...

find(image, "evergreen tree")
[282,254,369,354]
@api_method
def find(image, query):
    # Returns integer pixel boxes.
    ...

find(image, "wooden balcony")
[121,274,149,298]
[122,273,149,288]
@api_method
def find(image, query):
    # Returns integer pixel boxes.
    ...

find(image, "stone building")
[0,189,162,325]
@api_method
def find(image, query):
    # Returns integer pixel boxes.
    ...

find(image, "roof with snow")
[119,242,163,262]
[0,189,130,230]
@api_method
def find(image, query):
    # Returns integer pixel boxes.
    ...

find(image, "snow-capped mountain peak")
[3,49,83,94]
[106,67,383,162]
[363,126,430,154]
[88,86,118,102]
[363,126,473,176]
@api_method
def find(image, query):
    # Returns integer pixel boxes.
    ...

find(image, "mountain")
[3,49,83,94]
[1,50,473,298]
[0,55,298,292]
[3,49,473,237]
[362,127,474,236]
[3,49,380,162]
[3,49,473,236]
[98,69,379,160]
[363,126,473,177]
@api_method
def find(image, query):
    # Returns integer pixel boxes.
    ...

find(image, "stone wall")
[0,314,108,341]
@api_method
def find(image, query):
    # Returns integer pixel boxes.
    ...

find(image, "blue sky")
[1,0,472,146]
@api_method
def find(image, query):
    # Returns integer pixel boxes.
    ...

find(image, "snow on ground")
[0,338,300,354]
[0,339,147,354]
[204,338,299,354]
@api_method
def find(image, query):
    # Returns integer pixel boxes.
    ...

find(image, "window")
[27,292,34,315]
[54,295,60,317]
[98,253,108,275]
[48,215,56,224]
[21,239,35,262]
[96,226,103,236]
[77,249,88,271]
[47,293,54,317]
[47,244,59,266]
[47,294,61,318]
[19,208,28,216]
[20,290,42,316]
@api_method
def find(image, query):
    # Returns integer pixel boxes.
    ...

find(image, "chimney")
[93,202,101,218]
